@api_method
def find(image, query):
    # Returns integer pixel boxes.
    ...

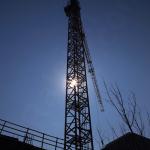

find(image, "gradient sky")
[0,0,150,149]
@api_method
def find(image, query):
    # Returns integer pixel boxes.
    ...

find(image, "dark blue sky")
[0,0,150,148]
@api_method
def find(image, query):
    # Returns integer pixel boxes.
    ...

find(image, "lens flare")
[70,79,77,87]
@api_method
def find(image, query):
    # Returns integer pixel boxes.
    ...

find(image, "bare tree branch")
[97,128,105,149]
[119,123,126,135]
[107,121,118,139]
[104,81,147,136]
[134,110,145,136]
[104,81,134,133]
[147,112,150,127]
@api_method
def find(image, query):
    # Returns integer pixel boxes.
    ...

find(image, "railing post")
[55,138,58,150]
[41,133,45,149]
[23,128,29,143]
[0,121,6,134]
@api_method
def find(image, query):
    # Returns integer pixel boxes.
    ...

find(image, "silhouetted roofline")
[102,132,150,150]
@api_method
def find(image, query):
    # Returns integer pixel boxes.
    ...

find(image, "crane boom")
[82,32,104,112]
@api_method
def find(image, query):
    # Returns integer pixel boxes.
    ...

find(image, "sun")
[70,79,77,87]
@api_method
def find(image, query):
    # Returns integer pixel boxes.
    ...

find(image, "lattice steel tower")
[64,0,94,150]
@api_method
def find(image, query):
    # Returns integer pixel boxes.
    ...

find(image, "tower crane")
[64,0,104,149]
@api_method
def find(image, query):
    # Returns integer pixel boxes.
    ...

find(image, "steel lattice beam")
[64,1,94,150]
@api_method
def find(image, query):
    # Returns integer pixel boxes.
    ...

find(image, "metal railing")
[0,118,64,150]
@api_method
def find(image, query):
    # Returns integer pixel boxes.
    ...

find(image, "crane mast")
[64,0,103,149]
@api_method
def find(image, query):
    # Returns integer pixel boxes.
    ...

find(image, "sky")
[0,0,150,149]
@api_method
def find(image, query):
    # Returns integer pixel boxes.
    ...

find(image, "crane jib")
[83,36,104,112]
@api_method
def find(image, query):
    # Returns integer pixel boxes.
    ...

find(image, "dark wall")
[0,135,42,150]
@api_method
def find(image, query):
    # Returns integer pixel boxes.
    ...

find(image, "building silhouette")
[102,132,150,150]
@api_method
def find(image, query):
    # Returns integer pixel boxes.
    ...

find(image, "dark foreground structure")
[0,134,42,150]
[102,132,150,150]
[1,118,150,150]
[0,118,64,150]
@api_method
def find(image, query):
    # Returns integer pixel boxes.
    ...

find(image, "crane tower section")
[64,0,94,150]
